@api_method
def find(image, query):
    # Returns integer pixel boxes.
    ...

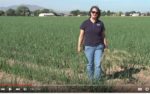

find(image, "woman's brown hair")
[89,6,101,19]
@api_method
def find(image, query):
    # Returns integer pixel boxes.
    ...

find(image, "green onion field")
[0,16,150,91]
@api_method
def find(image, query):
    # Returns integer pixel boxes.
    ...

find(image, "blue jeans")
[84,44,104,80]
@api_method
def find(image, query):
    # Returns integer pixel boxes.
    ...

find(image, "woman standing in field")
[77,6,108,81]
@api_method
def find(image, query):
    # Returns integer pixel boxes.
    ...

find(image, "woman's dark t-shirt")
[80,19,105,46]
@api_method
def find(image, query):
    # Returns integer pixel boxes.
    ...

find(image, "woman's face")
[90,8,99,19]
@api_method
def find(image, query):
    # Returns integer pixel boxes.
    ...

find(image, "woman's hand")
[77,46,82,53]
[104,44,108,49]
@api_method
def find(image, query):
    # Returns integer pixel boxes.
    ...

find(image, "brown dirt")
[105,67,150,92]
[102,49,150,92]
[0,70,44,86]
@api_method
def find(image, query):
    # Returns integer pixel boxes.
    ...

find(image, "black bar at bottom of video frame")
[0,86,150,92]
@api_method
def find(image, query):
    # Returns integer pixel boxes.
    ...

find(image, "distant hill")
[0,4,45,11]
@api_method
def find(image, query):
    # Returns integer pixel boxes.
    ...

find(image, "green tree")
[16,6,30,16]
[40,9,50,13]
[118,11,123,16]
[125,12,130,16]
[80,11,88,16]
[52,12,58,16]
[33,9,41,16]
[106,10,111,16]
[137,11,141,16]
[146,12,150,16]
[130,11,136,14]
[70,10,80,16]
[6,8,16,16]
[0,10,5,16]
[101,11,106,16]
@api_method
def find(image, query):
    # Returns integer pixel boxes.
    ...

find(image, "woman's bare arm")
[102,31,108,49]
[77,29,84,53]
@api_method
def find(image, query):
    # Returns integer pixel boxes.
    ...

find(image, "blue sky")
[0,0,149,12]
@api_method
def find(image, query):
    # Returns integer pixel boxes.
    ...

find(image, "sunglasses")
[91,11,99,14]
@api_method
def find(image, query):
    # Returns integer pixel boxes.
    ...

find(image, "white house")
[39,13,55,17]
[131,13,140,16]
[121,14,126,16]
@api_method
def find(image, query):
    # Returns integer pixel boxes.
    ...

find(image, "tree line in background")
[71,10,150,16]
[0,5,57,16]
[0,5,150,16]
